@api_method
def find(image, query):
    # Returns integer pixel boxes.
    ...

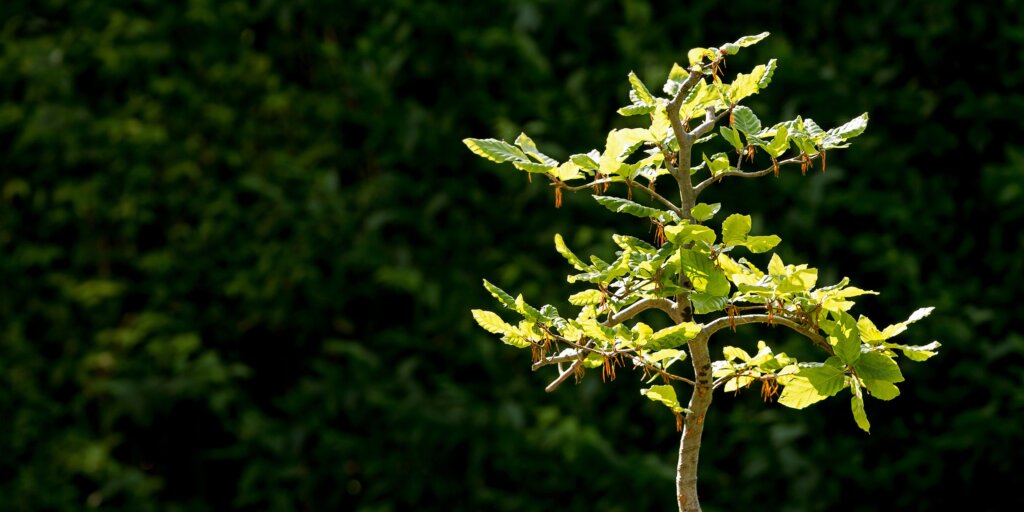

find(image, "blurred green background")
[2,1,1022,510]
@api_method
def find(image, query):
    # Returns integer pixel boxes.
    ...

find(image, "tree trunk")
[676,336,713,512]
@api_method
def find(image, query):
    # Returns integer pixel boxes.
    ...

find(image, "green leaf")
[483,279,518,311]
[861,378,900,400]
[515,294,542,322]
[539,304,560,321]
[743,235,781,253]
[722,214,752,245]
[647,322,702,350]
[463,138,529,163]
[471,309,512,335]
[618,104,657,116]
[723,346,752,362]
[600,128,651,176]
[895,341,941,361]
[799,363,847,396]
[880,307,935,339]
[767,253,785,276]
[549,162,585,182]
[731,106,761,135]
[690,292,729,314]
[854,352,904,383]
[851,394,871,433]
[593,196,675,222]
[758,59,777,88]
[828,112,870,140]
[500,332,532,349]
[568,289,604,306]
[778,375,828,409]
[720,126,743,151]
[727,66,764,103]
[829,311,862,365]
[779,268,818,293]
[627,71,655,104]
[647,349,686,364]
[687,48,716,67]
[515,133,558,166]
[580,319,615,345]
[691,203,721,222]
[680,249,730,296]
[857,316,885,343]
[570,151,600,171]
[512,161,555,173]
[613,234,657,253]
[679,79,712,121]
[553,234,588,271]
[803,118,826,139]
[663,63,689,96]
[766,125,790,157]
[641,384,685,413]
[631,322,654,346]
[664,224,716,246]
[733,32,770,47]
[702,152,731,176]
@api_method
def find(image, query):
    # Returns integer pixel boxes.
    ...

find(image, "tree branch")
[689,106,717,139]
[698,314,833,355]
[544,297,680,392]
[667,79,711,216]
[711,371,777,391]
[551,177,684,218]
[633,181,684,217]
[693,153,822,197]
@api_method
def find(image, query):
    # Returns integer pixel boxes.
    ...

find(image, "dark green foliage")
[0,1,1021,511]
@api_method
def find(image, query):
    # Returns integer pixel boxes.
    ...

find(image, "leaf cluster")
[467,33,938,433]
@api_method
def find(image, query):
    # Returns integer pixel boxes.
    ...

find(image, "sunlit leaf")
[731,106,761,135]
[515,133,558,166]
[647,322,702,350]
[722,214,752,245]
[568,289,604,306]
[720,126,743,151]
[463,138,530,163]
[553,234,588,271]
[471,309,512,335]
[851,394,871,433]
[732,32,770,47]
[853,352,904,383]
[691,203,721,222]
[627,71,656,104]
[641,384,685,413]
[483,279,518,311]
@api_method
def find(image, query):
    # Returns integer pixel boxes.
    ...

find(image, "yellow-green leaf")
[627,71,655,105]
[568,289,604,306]
[778,375,828,409]
[463,138,529,163]
[723,346,751,362]
[553,234,588,271]
[852,394,871,433]
[641,384,684,413]
[722,214,752,245]
[471,309,512,335]
[515,132,558,166]
[647,322,702,350]
[862,378,900,400]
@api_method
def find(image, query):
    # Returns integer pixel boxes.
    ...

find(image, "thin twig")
[551,177,684,217]
[693,153,822,197]
[545,297,680,392]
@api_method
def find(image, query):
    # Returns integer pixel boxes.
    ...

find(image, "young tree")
[465,33,940,512]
